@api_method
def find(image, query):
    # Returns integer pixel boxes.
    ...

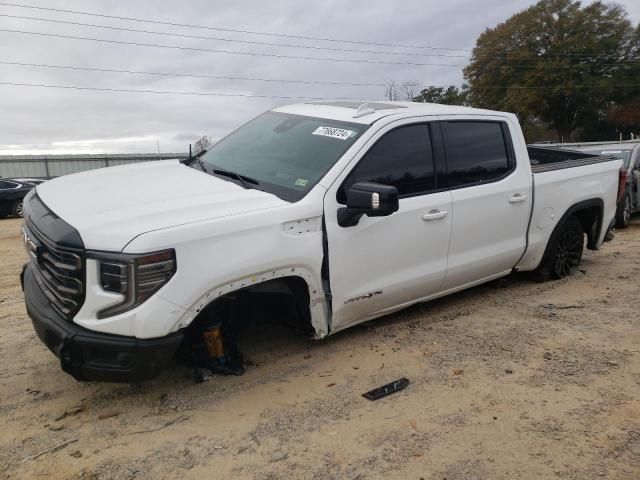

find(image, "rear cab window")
[441,121,514,188]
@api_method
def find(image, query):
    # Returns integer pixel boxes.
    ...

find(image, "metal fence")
[533,140,640,149]
[0,153,189,179]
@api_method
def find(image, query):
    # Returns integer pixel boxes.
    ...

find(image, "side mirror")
[338,182,399,227]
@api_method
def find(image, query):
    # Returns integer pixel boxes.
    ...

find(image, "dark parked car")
[0,178,44,218]
[578,144,640,228]
[554,142,640,228]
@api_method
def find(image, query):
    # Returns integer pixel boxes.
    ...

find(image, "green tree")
[608,99,640,134]
[463,0,639,141]
[413,86,469,105]
[607,24,640,137]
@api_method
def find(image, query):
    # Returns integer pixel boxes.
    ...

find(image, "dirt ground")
[1,216,639,480]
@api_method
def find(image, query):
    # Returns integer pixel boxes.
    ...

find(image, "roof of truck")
[274,101,512,125]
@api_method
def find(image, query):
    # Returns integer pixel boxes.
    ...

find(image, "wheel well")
[572,205,602,250]
[186,276,315,337]
[536,199,604,273]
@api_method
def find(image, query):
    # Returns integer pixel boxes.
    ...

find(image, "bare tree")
[400,81,419,101]
[384,80,420,101]
[383,80,399,101]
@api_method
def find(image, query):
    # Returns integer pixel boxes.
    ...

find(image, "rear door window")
[441,121,512,188]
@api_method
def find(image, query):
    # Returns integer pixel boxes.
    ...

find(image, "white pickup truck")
[20,101,623,382]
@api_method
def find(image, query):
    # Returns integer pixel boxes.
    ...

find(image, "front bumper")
[22,263,183,382]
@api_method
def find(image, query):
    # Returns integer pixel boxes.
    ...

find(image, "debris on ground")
[54,405,84,421]
[362,378,410,401]
[20,439,79,463]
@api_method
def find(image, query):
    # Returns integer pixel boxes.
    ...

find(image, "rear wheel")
[532,216,584,282]
[12,200,24,218]
[615,194,632,229]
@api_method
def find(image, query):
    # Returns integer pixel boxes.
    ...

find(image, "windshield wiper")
[195,157,208,172]
[212,169,260,190]
[182,155,208,173]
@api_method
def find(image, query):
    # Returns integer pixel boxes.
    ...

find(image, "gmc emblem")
[21,228,38,260]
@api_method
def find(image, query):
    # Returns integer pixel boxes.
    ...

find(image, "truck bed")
[516,147,622,273]
[527,146,617,174]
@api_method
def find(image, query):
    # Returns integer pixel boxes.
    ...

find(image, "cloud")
[0,0,638,154]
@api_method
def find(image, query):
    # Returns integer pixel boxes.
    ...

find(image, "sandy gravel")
[1,215,639,480]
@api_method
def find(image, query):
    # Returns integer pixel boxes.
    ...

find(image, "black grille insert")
[24,223,85,320]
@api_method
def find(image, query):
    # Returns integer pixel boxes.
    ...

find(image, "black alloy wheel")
[552,225,583,278]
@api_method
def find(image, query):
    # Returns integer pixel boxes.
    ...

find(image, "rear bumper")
[22,263,183,382]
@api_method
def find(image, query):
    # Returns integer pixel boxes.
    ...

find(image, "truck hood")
[35,160,288,251]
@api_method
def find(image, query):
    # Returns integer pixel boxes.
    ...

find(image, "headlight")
[92,249,176,319]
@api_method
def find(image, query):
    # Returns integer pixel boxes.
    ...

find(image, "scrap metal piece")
[362,377,410,401]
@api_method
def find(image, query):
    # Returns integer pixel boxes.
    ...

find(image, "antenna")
[353,103,376,118]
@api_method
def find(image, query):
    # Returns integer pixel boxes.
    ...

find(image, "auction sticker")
[312,126,356,140]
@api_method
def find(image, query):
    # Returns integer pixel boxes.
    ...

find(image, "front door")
[324,121,452,331]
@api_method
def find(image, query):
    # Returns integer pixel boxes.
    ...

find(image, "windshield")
[589,149,632,168]
[199,112,368,201]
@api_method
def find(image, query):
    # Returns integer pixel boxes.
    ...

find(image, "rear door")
[438,119,532,290]
[324,120,452,331]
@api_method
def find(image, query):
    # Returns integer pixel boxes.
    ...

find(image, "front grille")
[24,224,84,319]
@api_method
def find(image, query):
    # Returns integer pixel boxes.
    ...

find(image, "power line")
[3,14,635,63]
[1,81,638,100]
[0,13,471,60]
[3,61,638,91]
[0,60,389,88]
[0,1,473,52]
[0,1,628,59]
[0,29,468,67]
[0,29,634,69]
[0,81,359,100]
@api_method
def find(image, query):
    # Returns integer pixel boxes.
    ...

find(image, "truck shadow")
[135,219,636,392]
[159,268,572,387]
[70,236,617,412]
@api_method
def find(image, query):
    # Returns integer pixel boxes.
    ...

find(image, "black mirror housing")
[338,182,399,227]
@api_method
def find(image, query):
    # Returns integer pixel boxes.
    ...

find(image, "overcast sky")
[0,0,638,155]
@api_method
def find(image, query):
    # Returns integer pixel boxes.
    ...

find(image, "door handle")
[422,210,448,221]
[509,194,528,204]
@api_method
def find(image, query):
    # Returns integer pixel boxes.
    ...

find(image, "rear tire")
[532,216,584,282]
[12,200,24,218]
[615,194,632,229]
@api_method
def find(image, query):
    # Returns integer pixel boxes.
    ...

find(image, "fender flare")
[171,266,330,338]
[536,198,604,270]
